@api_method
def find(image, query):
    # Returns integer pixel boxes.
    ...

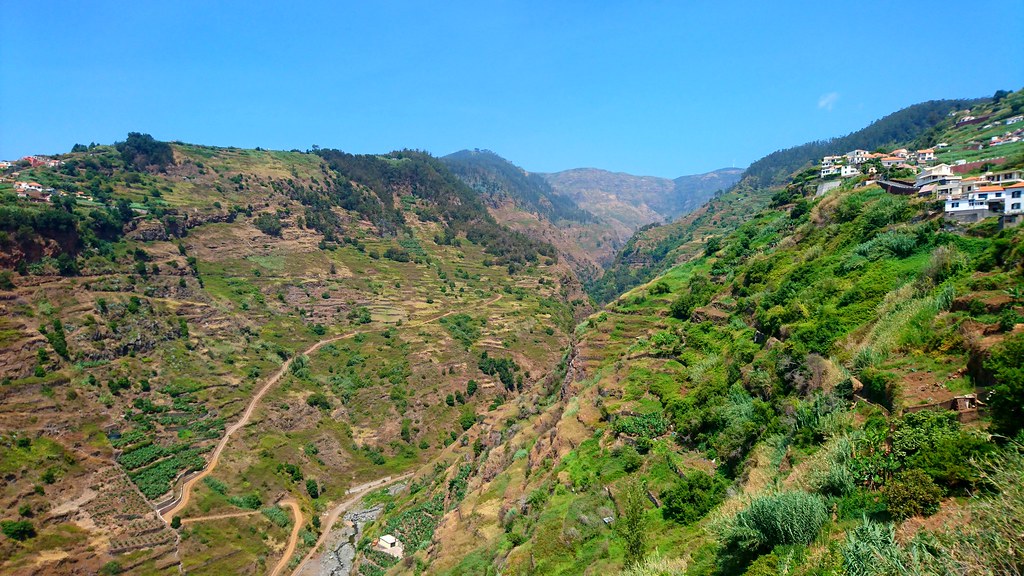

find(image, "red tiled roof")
[978,185,1004,192]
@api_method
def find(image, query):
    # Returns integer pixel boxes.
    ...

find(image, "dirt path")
[180,510,259,524]
[290,473,415,576]
[270,498,303,576]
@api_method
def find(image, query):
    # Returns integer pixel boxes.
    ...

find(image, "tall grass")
[719,491,828,554]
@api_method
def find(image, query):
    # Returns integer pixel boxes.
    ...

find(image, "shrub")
[662,470,727,524]
[0,520,36,541]
[613,412,670,439]
[986,334,1024,438]
[306,392,331,411]
[883,469,941,519]
[722,491,827,554]
[228,493,263,510]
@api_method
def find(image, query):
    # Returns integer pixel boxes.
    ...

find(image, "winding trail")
[290,473,414,576]
[158,294,503,572]
[270,499,303,576]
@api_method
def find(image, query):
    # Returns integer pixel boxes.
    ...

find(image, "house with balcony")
[916,149,936,164]
[916,164,962,197]
[821,155,843,168]
[840,165,860,178]
[820,165,841,178]
[845,149,870,165]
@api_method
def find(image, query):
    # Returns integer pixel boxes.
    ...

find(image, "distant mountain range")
[442,150,743,284]
[541,166,743,233]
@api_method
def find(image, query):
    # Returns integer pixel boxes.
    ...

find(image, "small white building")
[840,165,860,178]
[1006,115,1024,126]
[846,150,870,165]
[916,149,936,164]
[820,165,841,178]
[916,164,961,196]
[821,155,843,168]
[881,156,903,168]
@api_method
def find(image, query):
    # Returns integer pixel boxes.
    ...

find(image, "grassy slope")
[0,144,582,575]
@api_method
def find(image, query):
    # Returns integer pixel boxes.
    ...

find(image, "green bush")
[613,412,670,439]
[662,470,727,524]
[228,493,263,510]
[253,212,282,236]
[986,333,1024,438]
[0,520,36,541]
[883,469,942,519]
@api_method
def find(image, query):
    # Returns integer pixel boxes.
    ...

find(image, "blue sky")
[2,1,1021,177]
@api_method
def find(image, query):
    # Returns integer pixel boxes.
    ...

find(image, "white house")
[985,169,1024,185]
[1006,115,1024,126]
[1002,182,1024,228]
[916,149,936,164]
[945,185,1004,223]
[840,165,860,178]
[891,148,910,159]
[916,164,962,196]
[821,155,843,168]
[881,156,903,168]
[821,165,841,178]
[846,150,870,165]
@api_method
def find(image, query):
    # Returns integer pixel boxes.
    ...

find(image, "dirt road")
[290,473,415,576]
[270,498,303,576]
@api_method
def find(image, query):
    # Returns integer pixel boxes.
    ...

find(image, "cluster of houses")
[935,166,1024,227]
[13,180,56,203]
[819,148,928,179]
[3,155,69,203]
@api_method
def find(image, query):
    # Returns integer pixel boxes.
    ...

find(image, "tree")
[254,212,283,236]
[170,516,181,529]
[306,479,319,499]
[0,519,36,541]
[459,405,476,430]
[986,334,1024,439]
[619,480,648,569]
[116,132,173,171]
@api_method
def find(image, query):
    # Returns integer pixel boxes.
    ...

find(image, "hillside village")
[818,108,1024,227]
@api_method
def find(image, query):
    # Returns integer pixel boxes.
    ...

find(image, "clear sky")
[2,1,1022,177]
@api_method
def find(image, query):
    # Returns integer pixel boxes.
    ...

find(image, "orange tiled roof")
[978,185,1004,192]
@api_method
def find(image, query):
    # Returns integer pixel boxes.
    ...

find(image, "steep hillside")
[0,138,588,575]
[360,150,1024,576]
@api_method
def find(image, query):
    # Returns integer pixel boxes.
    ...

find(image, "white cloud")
[818,92,840,111]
